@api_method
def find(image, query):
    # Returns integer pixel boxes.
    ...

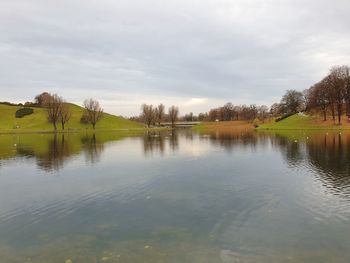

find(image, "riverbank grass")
[0,103,143,133]
[258,114,350,130]
[194,120,254,133]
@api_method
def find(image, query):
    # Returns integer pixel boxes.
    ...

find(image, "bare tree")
[59,103,72,130]
[168,105,179,128]
[83,98,104,129]
[270,103,282,117]
[155,103,165,126]
[343,66,350,119]
[337,65,350,120]
[223,102,234,121]
[141,104,155,128]
[35,92,52,106]
[258,105,269,122]
[280,90,304,115]
[308,80,330,121]
[184,112,194,122]
[321,74,336,122]
[329,66,346,124]
[43,94,63,131]
[261,64,350,125]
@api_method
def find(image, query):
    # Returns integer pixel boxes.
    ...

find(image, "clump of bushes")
[15,108,34,118]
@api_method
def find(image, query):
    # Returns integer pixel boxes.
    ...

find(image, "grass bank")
[258,114,350,130]
[192,114,350,133]
[0,103,143,133]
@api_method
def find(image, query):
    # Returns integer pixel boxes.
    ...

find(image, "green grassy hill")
[258,113,350,130]
[0,103,143,133]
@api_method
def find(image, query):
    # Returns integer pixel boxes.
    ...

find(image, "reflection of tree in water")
[305,133,350,192]
[38,135,68,171]
[205,131,259,151]
[142,130,180,155]
[81,133,105,164]
[272,134,306,167]
[14,133,105,172]
[143,131,166,155]
[169,130,179,152]
[272,132,350,194]
[16,134,75,172]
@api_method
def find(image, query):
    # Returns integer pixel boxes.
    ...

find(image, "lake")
[0,130,350,262]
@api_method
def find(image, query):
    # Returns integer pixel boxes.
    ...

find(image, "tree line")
[175,104,270,123]
[269,65,350,124]
[306,65,350,124]
[188,65,350,125]
[131,104,179,128]
[34,92,104,131]
[6,64,350,130]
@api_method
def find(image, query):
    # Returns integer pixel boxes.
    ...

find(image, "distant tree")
[168,105,179,128]
[209,108,218,121]
[270,103,282,117]
[44,94,63,131]
[232,106,240,120]
[198,112,208,121]
[141,104,155,128]
[83,98,104,129]
[35,92,52,107]
[342,66,350,119]
[223,102,234,121]
[302,89,312,112]
[308,80,329,121]
[184,112,194,122]
[321,74,336,122]
[248,104,258,120]
[280,90,304,115]
[270,65,349,124]
[59,103,72,130]
[258,105,269,122]
[329,66,346,124]
[154,103,165,126]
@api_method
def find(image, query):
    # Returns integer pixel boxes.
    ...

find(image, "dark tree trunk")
[346,100,350,122]
[323,107,327,121]
[337,103,342,125]
[331,104,335,122]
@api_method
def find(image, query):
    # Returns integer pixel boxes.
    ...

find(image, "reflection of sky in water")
[0,131,349,262]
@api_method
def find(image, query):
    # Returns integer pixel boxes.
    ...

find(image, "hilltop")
[0,103,142,133]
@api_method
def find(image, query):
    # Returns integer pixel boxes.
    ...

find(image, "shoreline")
[0,127,169,135]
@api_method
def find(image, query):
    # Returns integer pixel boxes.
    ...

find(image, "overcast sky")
[1,0,350,116]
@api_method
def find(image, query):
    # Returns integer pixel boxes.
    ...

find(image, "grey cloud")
[0,0,350,115]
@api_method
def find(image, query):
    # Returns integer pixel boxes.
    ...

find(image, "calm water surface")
[0,130,350,262]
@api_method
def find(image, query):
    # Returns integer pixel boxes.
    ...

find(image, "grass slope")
[0,103,142,133]
[258,114,350,130]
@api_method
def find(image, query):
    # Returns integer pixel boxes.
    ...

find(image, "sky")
[1,0,350,117]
